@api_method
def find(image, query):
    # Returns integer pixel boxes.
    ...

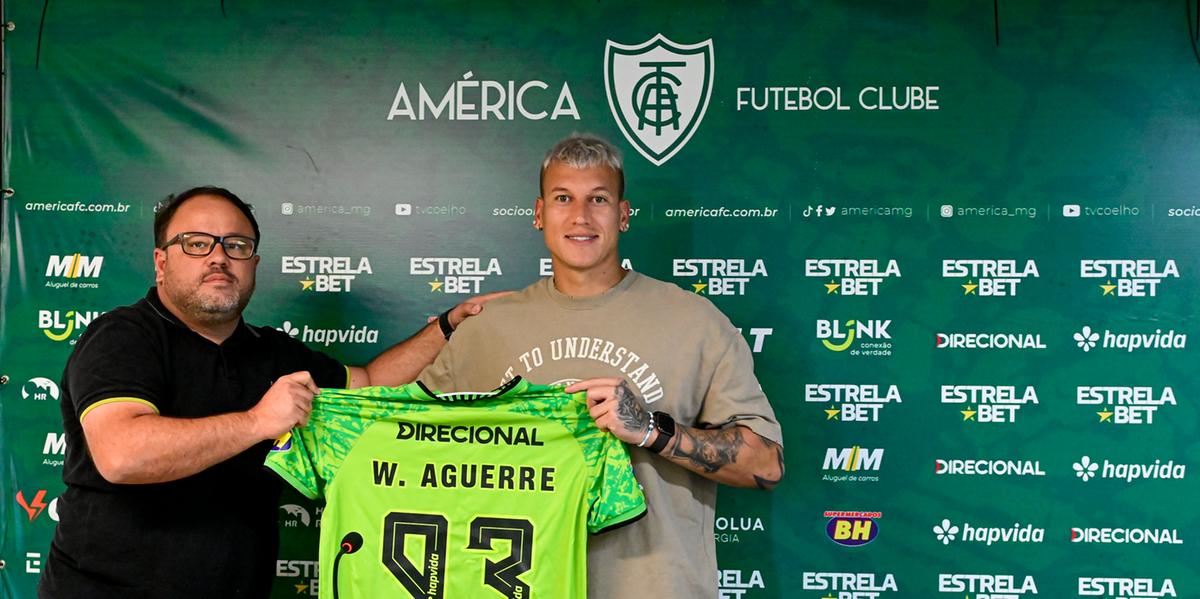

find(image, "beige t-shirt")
[418,271,783,599]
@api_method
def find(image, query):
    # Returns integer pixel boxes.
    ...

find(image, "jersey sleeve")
[695,328,784,447]
[264,428,321,499]
[586,429,647,534]
[68,312,166,421]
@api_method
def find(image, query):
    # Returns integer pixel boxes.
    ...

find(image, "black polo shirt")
[41,287,347,599]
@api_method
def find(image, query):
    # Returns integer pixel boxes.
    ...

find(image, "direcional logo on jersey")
[817,319,893,356]
[805,259,901,296]
[942,385,1038,423]
[939,574,1038,597]
[673,258,767,296]
[802,572,899,597]
[410,257,502,294]
[1078,577,1176,598]
[22,377,60,401]
[825,511,881,547]
[39,309,103,343]
[282,256,373,293]
[605,34,714,166]
[943,259,1039,296]
[1081,259,1178,297]
[1078,386,1175,425]
[822,447,883,483]
[45,254,104,289]
[806,384,902,422]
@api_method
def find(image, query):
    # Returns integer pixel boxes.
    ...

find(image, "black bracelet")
[437,309,455,340]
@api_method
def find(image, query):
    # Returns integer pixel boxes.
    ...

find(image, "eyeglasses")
[160,232,258,260]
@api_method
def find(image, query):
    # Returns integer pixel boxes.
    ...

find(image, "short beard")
[163,272,254,325]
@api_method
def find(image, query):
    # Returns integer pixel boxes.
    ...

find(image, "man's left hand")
[566,377,650,445]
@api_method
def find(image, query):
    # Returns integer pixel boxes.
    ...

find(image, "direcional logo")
[605,34,714,166]
[1078,577,1176,598]
[673,258,767,296]
[1081,259,1178,297]
[806,384,902,422]
[935,332,1046,350]
[1078,386,1175,425]
[817,320,893,356]
[39,309,103,343]
[943,259,1039,296]
[939,574,1038,597]
[22,377,60,401]
[824,511,881,547]
[282,256,373,293]
[942,385,1038,423]
[45,254,104,289]
[1071,527,1181,545]
[806,259,901,296]
[410,257,502,294]
[935,459,1045,477]
[802,572,898,597]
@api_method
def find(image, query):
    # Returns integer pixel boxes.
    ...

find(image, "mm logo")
[817,319,891,351]
[605,34,714,166]
[823,447,884,472]
[825,512,880,547]
[46,254,103,279]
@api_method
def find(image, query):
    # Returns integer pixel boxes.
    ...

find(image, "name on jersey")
[397,423,544,446]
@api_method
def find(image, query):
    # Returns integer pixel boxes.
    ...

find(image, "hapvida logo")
[1074,326,1187,353]
[278,321,380,347]
[1072,457,1186,483]
[933,520,1044,545]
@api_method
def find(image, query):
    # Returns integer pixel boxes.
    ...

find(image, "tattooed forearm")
[670,427,745,473]
[753,443,785,490]
[614,381,649,432]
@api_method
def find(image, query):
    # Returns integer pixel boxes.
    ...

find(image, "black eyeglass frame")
[159,232,259,260]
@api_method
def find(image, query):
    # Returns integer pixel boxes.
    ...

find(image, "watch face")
[654,412,676,436]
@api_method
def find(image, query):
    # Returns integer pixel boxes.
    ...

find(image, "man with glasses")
[40,187,497,598]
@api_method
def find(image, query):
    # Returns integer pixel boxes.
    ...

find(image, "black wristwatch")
[437,309,454,340]
[646,411,676,454]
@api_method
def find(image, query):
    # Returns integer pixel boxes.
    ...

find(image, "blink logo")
[605,34,714,166]
[673,258,767,296]
[1072,456,1186,483]
[935,459,1045,477]
[806,259,901,296]
[1081,259,1178,297]
[1078,386,1175,425]
[387,71,579,121]
[939,574,1038,597]
[38,309,103,343]
[806,384,902,422]
[278,321,381,347]
[1073,325,1187,353]
[941,385,1038,423]
[933,519,1044,546]
[935,332,1046,350]
[45,254,103,289]
[825,510,881,547]
[817,320,893,356]
[282,256,373,293]
[716,569,765,598]
[803,572,898,597]
[943,259,1039,296]
[1071,528,1181,545]
[410,257,502,294]
[22,377,60,401]
[1078,578,1176,598]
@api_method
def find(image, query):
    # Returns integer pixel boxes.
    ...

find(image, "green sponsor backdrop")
[2,1,1199,597]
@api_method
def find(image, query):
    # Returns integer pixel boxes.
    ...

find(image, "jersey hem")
[265,460,320,500]
[590,503,648,535]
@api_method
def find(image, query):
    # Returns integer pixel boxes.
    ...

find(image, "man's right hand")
[249,371,320,440]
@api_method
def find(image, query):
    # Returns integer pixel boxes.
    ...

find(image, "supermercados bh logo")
[386,71,578,121]
[939,574,1038,598]
[822,447,883,483]
[1081,259,1178,297]
[282,256,372,293]
[942,385,1038,423]
[825,510,881,547]
[935,458,1044,477]
[1071,527,1182,545]
[1078,386,1175,425]
[276,559,320,597]
[278,320,380,347]
[673,258,767,296]
[718,569,765,598]
[22,377,60,402]
[933,518,1044,546]
[943,259,1039,296]
[936,331,1046,350]
[45,254,103,289]
[1073,325,1186,353]
[39,309,103,344]
[803,572,898,598]
[806,384,902,422]
[1078,578,1176,599]
[1072,455,1186,483]
[410,257,502,294]
[714,514,766,544]
[806,259,900,296]
[606,34,714,166]
[817,319,893,356]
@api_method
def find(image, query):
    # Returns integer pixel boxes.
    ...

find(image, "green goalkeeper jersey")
[265,377,646,599]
